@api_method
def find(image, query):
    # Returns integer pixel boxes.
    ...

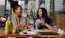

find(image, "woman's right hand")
[35,19,41,29]
[17,23,22,27]
[35,19,41,25]
[18,22,26,27]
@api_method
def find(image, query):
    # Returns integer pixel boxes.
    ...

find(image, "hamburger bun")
[36,19,41,24]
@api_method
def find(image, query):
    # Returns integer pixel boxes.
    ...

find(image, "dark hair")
[37,8,52,24]
[37,8,48,19]
[13,5,22,13]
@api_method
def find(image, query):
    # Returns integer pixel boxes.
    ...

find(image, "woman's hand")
[17,22,26,27]
[41,20,53,30]
[35,19,41,25]
[26,23,31,29]
[17,23,22,27]
[41,20,45,25]
[35,19,41,29]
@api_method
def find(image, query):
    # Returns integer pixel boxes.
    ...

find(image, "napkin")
[20,30,37,34]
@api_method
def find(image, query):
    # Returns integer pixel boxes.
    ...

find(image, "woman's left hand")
[41,20,46,25]
[17,22,25,27]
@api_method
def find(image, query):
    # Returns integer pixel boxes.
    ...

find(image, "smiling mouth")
[40,14,41,16]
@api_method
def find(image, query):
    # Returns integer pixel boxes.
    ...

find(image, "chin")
[39,16,42,17]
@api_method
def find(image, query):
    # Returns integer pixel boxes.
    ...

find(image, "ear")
[15,9,17,13]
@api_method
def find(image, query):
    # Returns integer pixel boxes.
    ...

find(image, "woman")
[34,8,53,30]
[8,5,26,38]
[12,5,26,30]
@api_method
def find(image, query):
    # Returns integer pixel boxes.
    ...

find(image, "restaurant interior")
[0,0,65,38]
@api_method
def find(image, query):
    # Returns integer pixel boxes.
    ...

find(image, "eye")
[40,11,41,12]
[20,8,22,10]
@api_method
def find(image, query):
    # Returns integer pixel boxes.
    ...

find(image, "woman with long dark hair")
[34,8,53,30]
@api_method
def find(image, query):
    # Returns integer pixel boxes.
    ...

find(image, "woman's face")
[15,6,22,15]
[38,9,42,17]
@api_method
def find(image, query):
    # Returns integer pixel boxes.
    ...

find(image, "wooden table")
[0,33,37,38]
[0,29,65,38]
[0,33,65,38]
[38,33,65,38]
[35,29,65,38]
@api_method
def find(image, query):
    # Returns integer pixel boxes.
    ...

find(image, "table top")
[0,33,37,37]
[0,29,65,37]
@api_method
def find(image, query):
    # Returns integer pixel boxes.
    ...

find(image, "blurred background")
[0,0,65,31]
